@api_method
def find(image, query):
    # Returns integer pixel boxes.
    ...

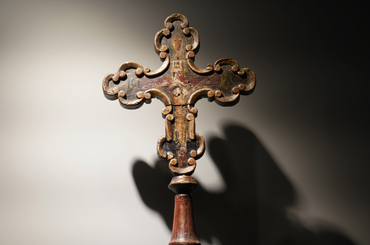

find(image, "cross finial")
[103,13,255,176]
[102,14,256,244]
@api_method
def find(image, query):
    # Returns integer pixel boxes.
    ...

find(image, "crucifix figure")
[102,13,256,245]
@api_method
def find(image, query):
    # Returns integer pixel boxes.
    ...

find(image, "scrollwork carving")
[102,62,144,97]
[103,13,255,177]
[118,90,145,106]
[214,58,239,73]
[165,114,174,141]
[195,133,205,158]
[157,135,167,159]
[186,51,214,74]
[112,62,144,81]
[182,27,199,51]
[102,73,118,96]
[143,55,170,77]
[214,92,240,104]
[164,13,189,29]
[114,88,174,116]
[169,162,196,175]
[154,28,170,54]
[187,88,215,111]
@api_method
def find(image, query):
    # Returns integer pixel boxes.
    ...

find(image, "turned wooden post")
[102,14,256,244]
[169,175,199,244]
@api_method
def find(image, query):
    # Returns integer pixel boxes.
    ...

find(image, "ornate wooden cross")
[102,13,256,245]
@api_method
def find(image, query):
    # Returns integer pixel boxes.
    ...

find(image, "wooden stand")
[169,176,200,245]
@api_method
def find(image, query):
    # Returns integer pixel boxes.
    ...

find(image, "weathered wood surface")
[170,194,200,245]
[103,13,255,176]
[102,13,256,245]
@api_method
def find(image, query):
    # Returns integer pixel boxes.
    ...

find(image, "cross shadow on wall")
[132,124,356,245]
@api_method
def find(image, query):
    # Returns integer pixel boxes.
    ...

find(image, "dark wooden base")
[168,175,200,245]
[169,194,200,245]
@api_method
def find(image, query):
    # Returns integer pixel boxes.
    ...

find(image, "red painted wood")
[169,194,200,245]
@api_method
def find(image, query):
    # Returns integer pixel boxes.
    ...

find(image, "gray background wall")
[1,0,368,244]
